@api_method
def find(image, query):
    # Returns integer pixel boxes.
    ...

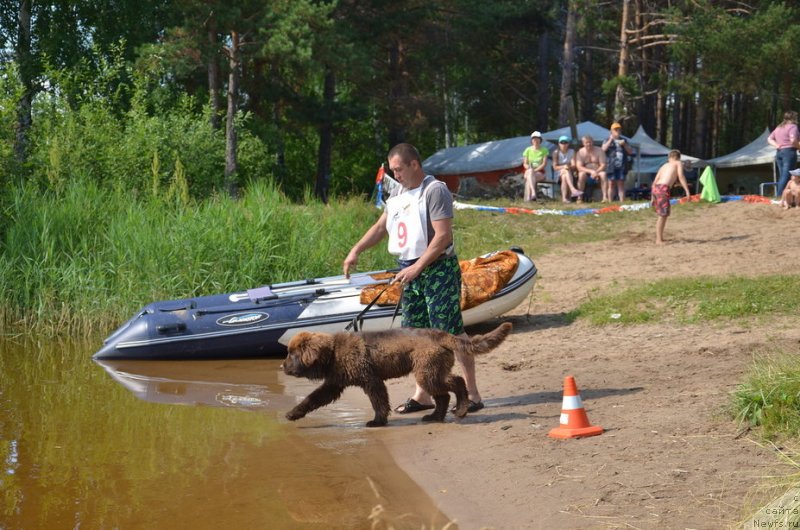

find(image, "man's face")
[582,138,593,150]
[611,127,622,138]
[388,154,418,187]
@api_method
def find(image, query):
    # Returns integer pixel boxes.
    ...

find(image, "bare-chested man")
[575,135,608,202]
[651,150,691,245]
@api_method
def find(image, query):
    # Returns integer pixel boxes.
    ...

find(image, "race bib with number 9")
[396,222,407,248]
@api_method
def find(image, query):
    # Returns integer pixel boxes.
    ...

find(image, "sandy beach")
[369,200,800,529]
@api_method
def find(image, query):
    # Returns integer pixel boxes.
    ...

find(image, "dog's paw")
[421,413,446,422]
[285,409,305,421]
[366,419,388,428]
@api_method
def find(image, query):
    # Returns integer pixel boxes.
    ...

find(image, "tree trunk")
[315,69,335,204]
[613,0,630,122]
[558,0,578,125]
[656,64,667,145]
[207,16,221,130]
[536,31,550,128]
[387,37,407,146]
[14,0,32,164]
[695,92,707,157]
[580,43,594,122]
[224,30,240,198]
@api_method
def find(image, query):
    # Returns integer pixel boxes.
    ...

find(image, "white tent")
[694,128,795,195]
[540,121,614,143]
[630,125,702,174]
[423,121,617,177]
[699,128,775,168]
[422,135,552,176]
[631,125,673,156]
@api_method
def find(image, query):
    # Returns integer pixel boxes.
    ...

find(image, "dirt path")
[376,201,800,529]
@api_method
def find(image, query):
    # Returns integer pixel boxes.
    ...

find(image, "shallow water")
[0,337,451,529]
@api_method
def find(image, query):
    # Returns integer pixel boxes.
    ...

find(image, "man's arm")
[601,136,613,151]
[623,139,634,155]
[676,163,691,197]
[343,211,388,277]
[393,217,453,285]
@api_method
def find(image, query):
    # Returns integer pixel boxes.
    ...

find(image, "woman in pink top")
[768,110,800,195]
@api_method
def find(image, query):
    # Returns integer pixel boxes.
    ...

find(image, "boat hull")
[93,248,537,360]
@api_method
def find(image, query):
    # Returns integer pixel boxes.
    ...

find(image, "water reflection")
[0,339,453,529]
[94,359,298,410]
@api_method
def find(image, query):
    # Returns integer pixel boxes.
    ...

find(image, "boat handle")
[156,322,187,333]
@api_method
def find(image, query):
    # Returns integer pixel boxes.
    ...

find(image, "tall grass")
[0,179,396,335]
[0,179,654,336]
[733,349,800,528]
[733,352,800,439]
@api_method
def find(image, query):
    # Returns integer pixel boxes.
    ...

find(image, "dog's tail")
[459,322,512,356]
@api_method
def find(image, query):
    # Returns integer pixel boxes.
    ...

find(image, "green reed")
[0,181,652,336]
[0,180,397,335]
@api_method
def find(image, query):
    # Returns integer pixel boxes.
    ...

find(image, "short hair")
[581,135,594,143]
[387,143,421,165]
[783,111,798,125]
[668,149,681,160]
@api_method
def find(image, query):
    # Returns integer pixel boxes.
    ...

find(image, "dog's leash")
[345,282,403,332]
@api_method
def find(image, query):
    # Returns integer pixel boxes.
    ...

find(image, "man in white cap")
[522,131,549,201]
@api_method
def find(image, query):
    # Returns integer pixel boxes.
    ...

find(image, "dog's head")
[282,331,335,379]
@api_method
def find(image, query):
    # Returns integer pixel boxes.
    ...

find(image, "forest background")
[1,0,800,332]
[3,0,800,201]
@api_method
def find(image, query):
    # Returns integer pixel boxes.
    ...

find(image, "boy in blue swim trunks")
[343,143,484,415]
[651,150,691,245]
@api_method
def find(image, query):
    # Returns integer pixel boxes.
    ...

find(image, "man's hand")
[343,249,359,278]
[393,263,422,285]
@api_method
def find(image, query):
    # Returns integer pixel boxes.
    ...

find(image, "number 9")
[397,222,407,248]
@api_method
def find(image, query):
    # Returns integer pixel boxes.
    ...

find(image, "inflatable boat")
[93,248,537,360]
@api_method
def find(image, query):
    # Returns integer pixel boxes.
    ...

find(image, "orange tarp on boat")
[360,250,520,310]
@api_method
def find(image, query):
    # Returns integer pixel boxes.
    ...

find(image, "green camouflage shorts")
[401,256,464,335]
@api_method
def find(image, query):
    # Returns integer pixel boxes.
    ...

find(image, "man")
[522,131,550,201]
[602,123,634,202]
[343,143,484,414]
[651,150,691,245]
[575,135,608,202]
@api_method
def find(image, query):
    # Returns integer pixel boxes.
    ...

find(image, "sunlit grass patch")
[733,352,800,439]
[734,347,800,528]
[569,275,800,325]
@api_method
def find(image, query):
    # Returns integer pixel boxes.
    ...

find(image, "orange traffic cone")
[548,375,603,439]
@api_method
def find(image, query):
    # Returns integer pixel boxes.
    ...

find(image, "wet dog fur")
[282,322,512,427]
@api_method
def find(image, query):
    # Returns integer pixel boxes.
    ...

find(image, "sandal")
[394,398,435,414]
[451,400,485,413]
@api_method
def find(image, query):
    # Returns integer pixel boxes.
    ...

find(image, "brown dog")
[282,322,512,427]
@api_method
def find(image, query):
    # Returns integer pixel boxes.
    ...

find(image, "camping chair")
[535,159,558,199]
